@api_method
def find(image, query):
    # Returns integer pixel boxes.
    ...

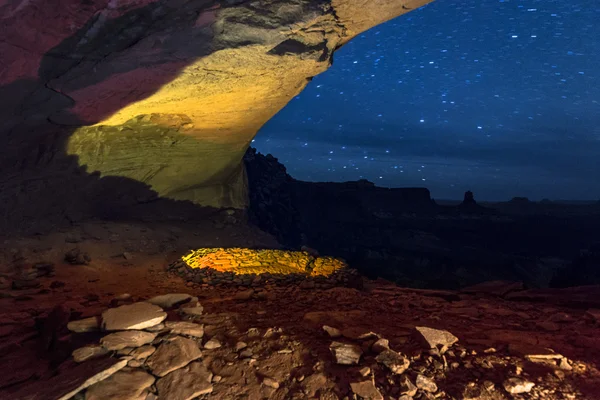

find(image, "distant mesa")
[510,197,531,204]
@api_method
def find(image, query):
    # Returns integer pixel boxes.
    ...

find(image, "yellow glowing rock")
[181,248,346,277]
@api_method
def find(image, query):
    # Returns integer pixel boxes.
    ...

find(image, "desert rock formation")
[0,0,431,232]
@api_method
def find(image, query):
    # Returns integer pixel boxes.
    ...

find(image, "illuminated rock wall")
[0,0,432,229]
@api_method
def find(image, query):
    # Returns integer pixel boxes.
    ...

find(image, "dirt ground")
[1,219,600,399]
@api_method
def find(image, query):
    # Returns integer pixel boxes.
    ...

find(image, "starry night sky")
[254,0,600,201]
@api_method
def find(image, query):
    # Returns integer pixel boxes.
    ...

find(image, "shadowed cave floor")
[0,218,599,400]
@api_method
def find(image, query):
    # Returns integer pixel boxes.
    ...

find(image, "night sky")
[254,0,600,201]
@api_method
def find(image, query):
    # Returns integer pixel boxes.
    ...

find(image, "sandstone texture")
[0,0,431,231]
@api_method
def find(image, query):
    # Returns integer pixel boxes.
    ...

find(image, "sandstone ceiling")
[0,0,431,221]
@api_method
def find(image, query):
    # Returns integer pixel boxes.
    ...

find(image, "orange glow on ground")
[182,248,346,276]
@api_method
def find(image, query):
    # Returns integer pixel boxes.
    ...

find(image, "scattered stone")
[503,377,535,394]
[204,338,222,349]
[155,362,213,400]
[130,345,156,360]
[165,321,204,338]
[414,326,459,349]
[72,346,109,363]
[100,331,156,351]
[559,358,573,371]
[235,342,248,352]
[371,338,390,353]
[329,341,363,365]
[262,377,280,389]
[147,293,195,309]
[85,369,155,400]
[147,336,203,377]
[399,376,418,397]
[101,302,167,331]
[358,367,371,377]
[350,380,384,400]
[239,349,253,358]
[212,375,222,383]
[398,396,413,400]
[64,248,91,265]
[323,325,342,338]
[416,374,438,393]
[376,350,410,374]
[67,317,99,333]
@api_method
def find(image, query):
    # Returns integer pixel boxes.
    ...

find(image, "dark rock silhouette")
[244,148,600,289]
[462,190,476,206]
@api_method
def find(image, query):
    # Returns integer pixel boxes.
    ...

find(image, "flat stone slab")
[100,331,156,351]
[147,336,203,377]
[165,321,204,338]
[130,345,156,360]
[73,346,109,363]
[85,369,155,400]
[101,302,167,331]
[67,317,99,333]
[5,357,128,400]
[156,362,213,400]
[147,293,195,309]
[414,326,459,349]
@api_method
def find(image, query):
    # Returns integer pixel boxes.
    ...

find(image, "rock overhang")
[0,0,433,227]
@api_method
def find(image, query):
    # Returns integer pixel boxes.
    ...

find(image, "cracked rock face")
[0,0,431,230]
